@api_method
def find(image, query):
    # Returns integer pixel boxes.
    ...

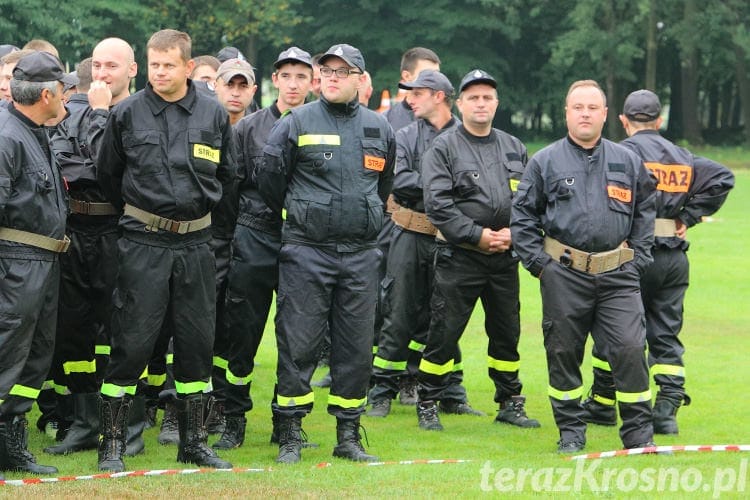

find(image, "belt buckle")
[559,249,573,268]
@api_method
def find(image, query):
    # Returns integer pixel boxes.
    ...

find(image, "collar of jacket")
[319,94,359,117]
[144,79,197,115]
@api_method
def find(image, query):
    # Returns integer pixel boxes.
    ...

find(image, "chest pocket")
[297,144,334,177]
[122,130,161,176]
[605,170,633,215]
[453,165,482,198]
[189,129,222,177]
[23,160,54,195]
[361,138,387,176]
[503,159,525,196]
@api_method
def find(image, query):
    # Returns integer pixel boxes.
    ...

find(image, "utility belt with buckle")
[0,227,70,253]
[391,207,437,236]
[69,198,120,216]
[124,204,211,234]
[654,218,677,237]
[386,194,400,215]
[436,229,493,256]
[544,236,633,275]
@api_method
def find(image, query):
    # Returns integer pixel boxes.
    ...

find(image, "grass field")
[7,163,749,498]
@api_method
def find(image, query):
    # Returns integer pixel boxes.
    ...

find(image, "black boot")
[44,392,100,455]
[271,413,319,448]
[124,392,146,456]
[98,396,131,472]
[275,416,302,464]
[417,400,443,431]
[176,394,232,469]
[332,418,378,462]
[0,415,58,474]
[205,398,225,435]
[581,394,617,426]
[157,401,180,445]
[495,395,541,428]
[653,394,689,435]
[212,415,246,450]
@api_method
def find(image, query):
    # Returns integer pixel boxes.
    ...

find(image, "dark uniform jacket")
[258,95,396,252]
[621,130,734,250]
[383,99,414,132]
[392,116,459,213]
[233,101,283,234]
[0,105,67,259]
[512,136,657,277]
[422,125,526,247]
[96,81,237,240]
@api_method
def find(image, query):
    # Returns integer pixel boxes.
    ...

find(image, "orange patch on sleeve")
[607,185,632,203]
[364,155,385,172]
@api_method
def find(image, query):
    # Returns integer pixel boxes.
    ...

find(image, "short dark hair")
[400,47,440,73]
[191,55,220,77]
[76,57,93,92]
[147,29,191,61]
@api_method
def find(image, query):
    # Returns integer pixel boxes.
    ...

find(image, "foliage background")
[1,0,749,145]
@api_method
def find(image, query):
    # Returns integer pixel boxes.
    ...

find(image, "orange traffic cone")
[376,89,391,113]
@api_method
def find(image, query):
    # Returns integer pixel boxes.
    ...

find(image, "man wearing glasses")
[258,43,395,464]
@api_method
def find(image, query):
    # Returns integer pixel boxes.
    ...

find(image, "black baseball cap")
[13,51,79,86]
[274,47,312,69]
[623,89,661,121]
[459,69,497,93]
[216,46,246,63]
[0,44,19,59]
[319,44,365,72]
[398,69,454,96]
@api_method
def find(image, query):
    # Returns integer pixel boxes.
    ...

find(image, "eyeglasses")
[319,66,362,78]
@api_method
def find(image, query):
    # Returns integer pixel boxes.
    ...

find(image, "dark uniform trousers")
[541,260,652,447]
[371,228,467,403]
[102,234,215,397]
[52,219,119,395]
[0,257,59,416]
[418,244,521,403]
[209,236,232,402]
[592,246,689,401]
[219,224,281,416]
[276,244,379,420]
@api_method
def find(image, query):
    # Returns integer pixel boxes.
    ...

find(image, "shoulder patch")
[608,162,626,173]
[364,127,381,138]
[506,152,521,162]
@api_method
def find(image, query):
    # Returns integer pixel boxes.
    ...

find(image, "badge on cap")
[288,49,298,58]
[334,47,344,56]
[474,70,483,78]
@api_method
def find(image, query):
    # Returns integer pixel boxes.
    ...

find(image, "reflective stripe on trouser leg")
[590,343,616,401]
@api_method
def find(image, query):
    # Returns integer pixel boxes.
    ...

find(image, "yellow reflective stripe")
[373,356,407,371]
[100,383,136,398]
[328,394,366,409]
[63,360,96,375]
[138,367,148,380]
[408,340,426,352]
[616,389,652,403]
[95,344,111,356]
[510,178,520,192]
[166,353,174,365]
[174,380,209,395]
[419,358,454,376]
[147,373,167,387]
[591,355,611,372]
[226,368,253,386]
[593,393,616,406]
[651,364,685,377]
[487,356,521,372]
[452,362,463,372]
[298,134,341,147]
[372,345,378,354]
[548,385,583,401]
[213,356,228,370]
[54,384,71,396]
[40,379,55,391]
[277,392,315,407]
[9,384,40,399]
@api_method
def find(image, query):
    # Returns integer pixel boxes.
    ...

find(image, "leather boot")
[98,396,131,472]
[275,416,303,464]
[0,415,58,474]
[205,398,225,435]
[157,401,180,445]
[176,394,232,468]
[495,395,541,428]
[581,394,617,426]
[44,392,100,455]
[653,394,689,435]
[124,392,146,456]
[332,418,378,462]
[270,413,318,448]
[212,415,246,450]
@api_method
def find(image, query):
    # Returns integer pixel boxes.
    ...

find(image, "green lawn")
[8,169,749,498]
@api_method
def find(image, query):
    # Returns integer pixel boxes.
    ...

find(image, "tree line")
[2,0,748,145]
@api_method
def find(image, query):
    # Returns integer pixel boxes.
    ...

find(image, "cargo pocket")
[122,130,162,176]
[605,171,633,215]
[288,192,332,242]
[0,312,22,370]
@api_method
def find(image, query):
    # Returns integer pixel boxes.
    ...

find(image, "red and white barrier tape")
[315,458,473,468]
[567,444,750,461]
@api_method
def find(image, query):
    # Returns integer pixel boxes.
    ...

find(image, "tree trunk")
[644,0,657,91]
[734,44,750,146]
[680,0,702,145]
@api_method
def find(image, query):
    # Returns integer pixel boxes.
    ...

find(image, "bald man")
[44,37,137,456]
